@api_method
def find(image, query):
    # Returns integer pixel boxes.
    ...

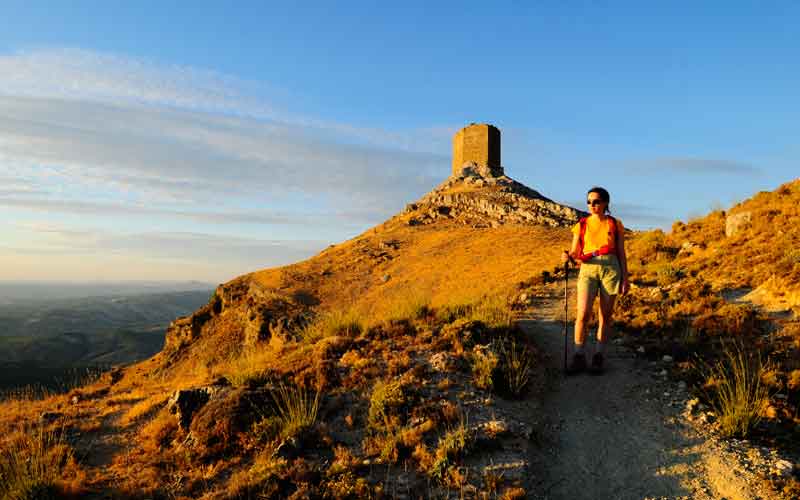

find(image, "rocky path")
[516,288,783,500]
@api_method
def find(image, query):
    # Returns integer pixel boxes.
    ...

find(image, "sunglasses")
[587,199,604,206]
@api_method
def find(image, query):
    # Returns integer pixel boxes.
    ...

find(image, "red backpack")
[577,215,619,262]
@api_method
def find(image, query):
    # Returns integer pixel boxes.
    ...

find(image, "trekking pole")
[563,251,576,375]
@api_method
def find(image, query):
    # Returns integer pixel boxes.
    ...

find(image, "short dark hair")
[587,186,611,214]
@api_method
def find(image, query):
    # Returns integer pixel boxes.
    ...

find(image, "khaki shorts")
[577,254,622,297]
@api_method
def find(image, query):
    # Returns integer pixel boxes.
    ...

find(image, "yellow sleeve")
[571,222,580,236]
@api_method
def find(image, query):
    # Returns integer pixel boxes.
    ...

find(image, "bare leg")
[574,282,597,349]
[597,291,617,347]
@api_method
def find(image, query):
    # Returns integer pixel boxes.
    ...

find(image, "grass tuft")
[470,346,498,391]
[384,290,431,323]
[300,309,364,343]
[696,342,772,438]
[497,337,535,398]
[467,295,511,329]
[270,384,321,441]
[429,415,472,480]
[0,424,75,500]
[368,379,405,430]
[226,347,275,387]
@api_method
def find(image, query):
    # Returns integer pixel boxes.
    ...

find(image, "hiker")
[561,186,629,374]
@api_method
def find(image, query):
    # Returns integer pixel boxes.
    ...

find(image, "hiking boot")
[589,353,604,375]
[566,353,587,375]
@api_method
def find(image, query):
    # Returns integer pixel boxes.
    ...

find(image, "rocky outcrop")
[403,163,584,228]
[162,277,310,356]
[725,211,752,237]
[167,377,231,430]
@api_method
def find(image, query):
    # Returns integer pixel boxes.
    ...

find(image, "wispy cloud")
[5,222,326,281]
[0,47,452,280]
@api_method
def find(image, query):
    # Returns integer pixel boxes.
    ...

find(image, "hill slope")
[3,170,799,498]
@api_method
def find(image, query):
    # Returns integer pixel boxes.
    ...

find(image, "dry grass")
[270,384,321,441]
[368,379,406,431]
[696,343,773,438]
[470,346,498,391]
[120,393,169,427]
[382,289,431,323]
[300,308,365,343]
[0,424,78,499]
[498,337,535,397]
[225,346,277,387]
[428,415,473,480]
[467,294,512,329]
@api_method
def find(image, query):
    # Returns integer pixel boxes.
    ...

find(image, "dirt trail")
[518,289,722,500]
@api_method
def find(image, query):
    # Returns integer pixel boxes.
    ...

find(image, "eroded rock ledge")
[403,162,585,228]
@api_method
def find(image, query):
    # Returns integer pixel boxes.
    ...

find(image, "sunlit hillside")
[0,166,585,498]
[2,169,798,498]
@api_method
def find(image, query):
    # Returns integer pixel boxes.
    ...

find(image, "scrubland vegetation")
[0,291,537,498]
[2,178,799,497]
[611,179,800,453]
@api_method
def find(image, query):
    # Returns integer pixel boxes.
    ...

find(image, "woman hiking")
[562,186,629,375]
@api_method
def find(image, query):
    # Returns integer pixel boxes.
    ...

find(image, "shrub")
[656,263,683,286]
[696,343,773,438]
[633,229,666,261]
[470,346,499,391]
[0,424,75,500]
[140,409,178,453]
[429,417,473,480]
[368,379,405,430]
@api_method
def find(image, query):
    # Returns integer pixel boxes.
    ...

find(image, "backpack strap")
[578,217,588,253]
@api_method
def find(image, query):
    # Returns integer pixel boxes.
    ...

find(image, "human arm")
[561,231,581,264]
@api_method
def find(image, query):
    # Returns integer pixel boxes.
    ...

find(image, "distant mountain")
[0,280,215,305]
[0,288,213,389]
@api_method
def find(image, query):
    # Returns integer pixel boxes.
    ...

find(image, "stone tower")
[451,123,502,176]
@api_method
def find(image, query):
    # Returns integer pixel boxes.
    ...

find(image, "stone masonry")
[452,123,502,176]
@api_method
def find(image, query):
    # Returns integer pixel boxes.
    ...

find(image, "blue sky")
[0,2,797,281]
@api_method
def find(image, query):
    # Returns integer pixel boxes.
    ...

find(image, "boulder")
[725,211,752,237]
[168,378,231,430]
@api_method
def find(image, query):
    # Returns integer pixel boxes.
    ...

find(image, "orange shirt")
[571,216,624,254]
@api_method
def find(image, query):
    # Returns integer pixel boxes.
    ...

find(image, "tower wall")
[451,123,501,176]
